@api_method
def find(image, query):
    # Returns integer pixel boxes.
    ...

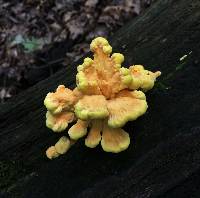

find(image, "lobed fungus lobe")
[44,37,161,159]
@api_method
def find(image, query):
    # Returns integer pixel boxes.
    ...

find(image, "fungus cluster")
[44,37,161,159]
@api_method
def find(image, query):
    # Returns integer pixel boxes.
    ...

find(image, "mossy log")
[1,0,200,197]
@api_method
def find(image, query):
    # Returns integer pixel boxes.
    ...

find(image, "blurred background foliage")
[0,0,155,102]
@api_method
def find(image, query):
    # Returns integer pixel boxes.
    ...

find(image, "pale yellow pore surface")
[101,124,130,153]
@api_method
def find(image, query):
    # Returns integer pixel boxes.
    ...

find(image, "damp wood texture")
[1,0,200,197]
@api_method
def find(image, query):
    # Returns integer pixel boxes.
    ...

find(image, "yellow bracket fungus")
[44,37,161,159]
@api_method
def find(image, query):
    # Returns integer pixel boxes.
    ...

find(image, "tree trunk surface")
[1,0,200,197]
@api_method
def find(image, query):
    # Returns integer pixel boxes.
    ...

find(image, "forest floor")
[0,0,154,102]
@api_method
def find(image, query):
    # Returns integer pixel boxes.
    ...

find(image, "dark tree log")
[1,0,200,197]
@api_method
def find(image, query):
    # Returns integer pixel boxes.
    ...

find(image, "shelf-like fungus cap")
[44,36,161,157]
[107,90,148,128]
[44,85,78,114]
[74,89,147,129]
[76,37,132,99]
[101,123,130,153]
[129,65,161,91]
[46,111,74,132]
[54,136,71,154]
[46,136,74,159]
[68,119,88,140]
[46,146,59,159]
[84,120,130,153]
[75,95,109,120]
[85,120,102,148]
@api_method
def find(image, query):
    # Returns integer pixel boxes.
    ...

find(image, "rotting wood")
[1,0,200,197]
